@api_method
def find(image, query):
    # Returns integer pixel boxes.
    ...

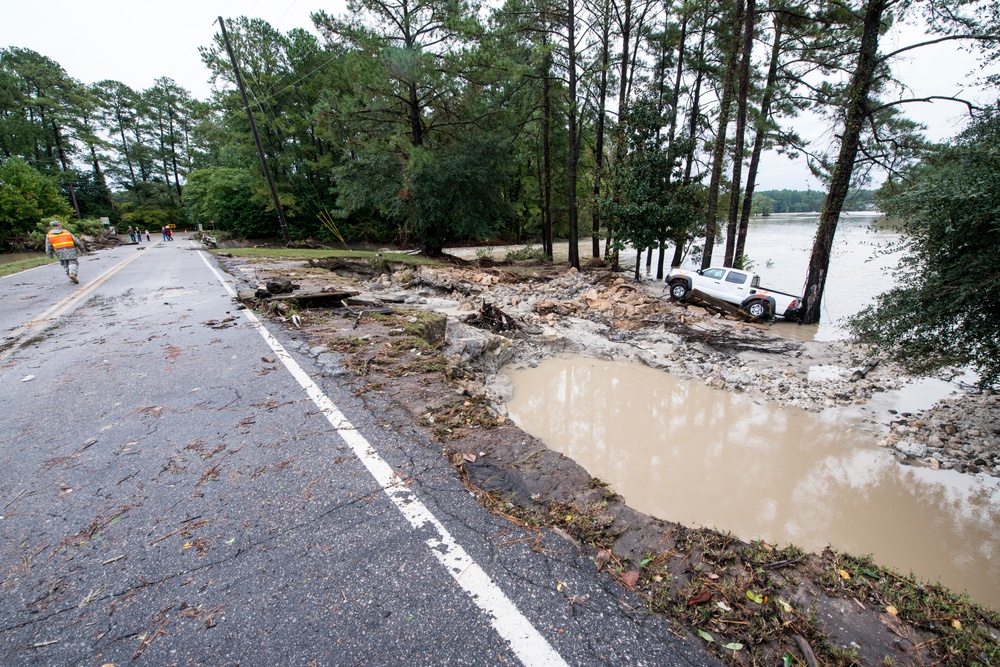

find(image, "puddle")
[504,356,1000,609]
[809,366,961,418]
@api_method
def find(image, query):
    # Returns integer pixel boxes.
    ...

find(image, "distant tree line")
[1,1,997,323]
[751,189,876,215]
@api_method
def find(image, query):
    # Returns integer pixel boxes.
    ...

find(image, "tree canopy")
[0,0,996,285]
[848,105,1000,388]
[0,157,72,249]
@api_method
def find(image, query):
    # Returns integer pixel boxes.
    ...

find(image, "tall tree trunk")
[158,117,173,199]
[617,0,633,128]
[117,125,138,188]
[673,8,708,269]
[663,10,688,277]
[51,121,81,219]
[89,141,115,210]
[567,0,580,269]
[592,0,611,259]
[408,81,422,147]
[168,111,183,198]
[701,2,743,269]
[132,124,149,182]
[665,12,688,168]
[734,15,783,266]
[723,0,755,268]
[542,46,554,260]
[683,12,708,185]
[606,0,635,268]
[800,0,888,325]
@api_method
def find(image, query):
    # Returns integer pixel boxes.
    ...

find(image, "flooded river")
[644,211,897,341]
[0,251,45,266]
[505,357,1000,609]
[451,211,896,341]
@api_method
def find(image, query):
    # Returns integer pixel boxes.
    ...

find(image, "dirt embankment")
[221,252,1000,667]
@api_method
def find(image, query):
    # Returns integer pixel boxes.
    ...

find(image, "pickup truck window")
[725,271,748,285]
[702,268,726,279]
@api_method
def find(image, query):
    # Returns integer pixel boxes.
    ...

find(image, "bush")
[505,245,550,262]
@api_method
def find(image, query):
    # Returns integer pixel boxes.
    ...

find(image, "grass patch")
[211,247,442,266]
[0,256,56,278]
[825,552,1000,665]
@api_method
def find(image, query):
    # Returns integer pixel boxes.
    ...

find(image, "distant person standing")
[161,226,169,241]
[127,226,136,243]
[45,221,87,284]
[145,229,150,241]
[165,226,173,241]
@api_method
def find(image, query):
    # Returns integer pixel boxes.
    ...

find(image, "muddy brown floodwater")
[504,356,1000,609]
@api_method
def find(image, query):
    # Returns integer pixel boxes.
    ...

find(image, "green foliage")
[848,107,1000,388]
[27,216,104,247]
[504,245,549,261]
[183,167,275,237]
[829,551,1000,666]
[0,157,72,249]
[750,194,774,216]
[598,98,702,256]
[406,139,513,254]
[337,137,513,254]
[70,171,116,221]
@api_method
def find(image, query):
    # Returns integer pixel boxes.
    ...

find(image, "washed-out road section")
[0,240,718,666]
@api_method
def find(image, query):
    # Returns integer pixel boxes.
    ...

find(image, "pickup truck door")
[719,270,751,302]
[699,268,727,298]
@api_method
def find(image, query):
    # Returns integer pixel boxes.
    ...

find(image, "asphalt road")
[0,239,720,667]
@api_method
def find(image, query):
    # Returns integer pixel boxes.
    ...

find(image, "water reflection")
[505,356,1000,609]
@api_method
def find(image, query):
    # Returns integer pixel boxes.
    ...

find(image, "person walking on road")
[45,221,87,284]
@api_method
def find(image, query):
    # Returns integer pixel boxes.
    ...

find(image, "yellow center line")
[1,248,151,363]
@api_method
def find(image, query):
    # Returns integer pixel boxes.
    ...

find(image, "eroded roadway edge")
[0,240,720,666]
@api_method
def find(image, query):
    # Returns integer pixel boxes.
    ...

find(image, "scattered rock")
[894,440,928,459]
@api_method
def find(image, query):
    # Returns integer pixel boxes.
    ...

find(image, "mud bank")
[363,260,1000,477]
[221,251,1000,666]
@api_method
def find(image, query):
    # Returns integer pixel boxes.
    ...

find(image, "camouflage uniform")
[45,223,87,283]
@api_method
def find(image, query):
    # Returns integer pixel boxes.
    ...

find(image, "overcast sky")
[2,1,996,191]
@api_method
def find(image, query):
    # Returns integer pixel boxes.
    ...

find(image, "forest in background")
[1,0,998,325]
[752,189,874,214]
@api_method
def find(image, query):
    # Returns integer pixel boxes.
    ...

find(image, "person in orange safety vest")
[45,220,88,284]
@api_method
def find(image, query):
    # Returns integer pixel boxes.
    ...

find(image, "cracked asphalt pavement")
[0,239,720,666]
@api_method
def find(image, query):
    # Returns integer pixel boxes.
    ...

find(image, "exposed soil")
[218,250,1000,666]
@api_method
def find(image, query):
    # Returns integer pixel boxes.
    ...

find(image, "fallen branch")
[851,358,879,382]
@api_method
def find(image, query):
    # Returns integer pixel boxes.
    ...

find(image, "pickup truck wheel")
[745,300,770,319]
[669,281,689,300]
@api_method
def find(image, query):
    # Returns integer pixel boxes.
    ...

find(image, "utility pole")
[217,16,291,244]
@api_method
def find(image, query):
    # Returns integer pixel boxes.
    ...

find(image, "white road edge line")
[197,249,569,667]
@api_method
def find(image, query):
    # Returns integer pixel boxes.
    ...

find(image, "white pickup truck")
[665,267,802,321]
